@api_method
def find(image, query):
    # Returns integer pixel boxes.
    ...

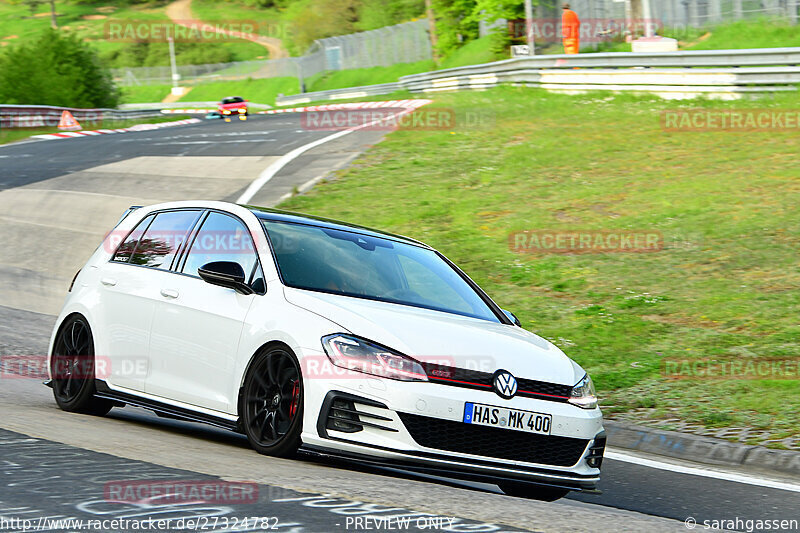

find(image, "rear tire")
[498,482,571,502]
[241,346,303,458]
[51,315,113,416]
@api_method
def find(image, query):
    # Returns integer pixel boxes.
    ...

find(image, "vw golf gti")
[47,201,605,501]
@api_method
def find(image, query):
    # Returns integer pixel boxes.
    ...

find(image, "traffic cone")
[58,110,82,131]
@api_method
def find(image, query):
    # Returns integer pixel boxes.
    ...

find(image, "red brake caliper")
[289,380,300,418]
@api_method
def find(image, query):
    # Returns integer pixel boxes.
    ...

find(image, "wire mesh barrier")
[485,0,799,49]
[534,0,799,27]
[111,2,798,88]
[112,20,432,87]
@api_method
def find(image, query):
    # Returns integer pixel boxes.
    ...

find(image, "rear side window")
[112,210,201,269]
[112,214,154,263]
[181,212,257,278]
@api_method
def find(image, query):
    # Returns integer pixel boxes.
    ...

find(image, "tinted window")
[182,212,257,278]
[128,210,201,269]
[222,97,244,104]
[262,221,500,322]
[112,214,154,263]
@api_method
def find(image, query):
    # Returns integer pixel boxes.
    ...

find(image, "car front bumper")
[300,364,605,491]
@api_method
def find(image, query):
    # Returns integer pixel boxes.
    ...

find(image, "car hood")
[284,287,582,386]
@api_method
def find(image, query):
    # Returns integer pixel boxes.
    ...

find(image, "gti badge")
[493,370,518,399]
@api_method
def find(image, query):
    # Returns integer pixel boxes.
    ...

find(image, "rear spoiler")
[113,205,142,229]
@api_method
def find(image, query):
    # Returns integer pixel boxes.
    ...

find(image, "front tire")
[241,346,303,457]
[51,315,113,416]
[498,482,571,502]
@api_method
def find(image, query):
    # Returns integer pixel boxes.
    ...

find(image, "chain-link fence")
[550,0,799,27]
[113,2,798,87]
[112,20,432,87]
[482,0,799,48]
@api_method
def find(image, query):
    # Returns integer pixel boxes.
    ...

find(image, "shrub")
[0,29,119,108]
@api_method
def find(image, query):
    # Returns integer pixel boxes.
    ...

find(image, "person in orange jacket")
[562,3,581,54]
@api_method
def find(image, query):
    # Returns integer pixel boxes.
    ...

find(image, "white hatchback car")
[47,201,605,501]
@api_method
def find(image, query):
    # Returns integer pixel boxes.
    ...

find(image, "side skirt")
[94,380,241,432]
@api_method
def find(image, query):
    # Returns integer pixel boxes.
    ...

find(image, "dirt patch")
[3,35,18,40]
[81,14,107,20]
[33,12,59,18]
[96,6,117,13]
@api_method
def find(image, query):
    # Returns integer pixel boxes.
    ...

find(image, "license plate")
[463,402,552,435]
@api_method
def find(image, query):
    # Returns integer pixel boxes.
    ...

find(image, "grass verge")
[305,61,435,92]
[175,77,300,105]
[276,87,800,448]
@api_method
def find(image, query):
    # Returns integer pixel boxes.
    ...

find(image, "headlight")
[238,108,246,114]
[322,334,428,382]
[223,110,231,114]
[568,374,597,409]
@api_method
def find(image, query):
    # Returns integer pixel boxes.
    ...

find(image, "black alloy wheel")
[51,315,113,415]
[242,346,303,457]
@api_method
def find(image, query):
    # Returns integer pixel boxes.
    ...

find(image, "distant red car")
[218,96,248,120]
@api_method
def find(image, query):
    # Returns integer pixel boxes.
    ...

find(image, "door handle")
[100,278,117,286]
[160,288,179,299]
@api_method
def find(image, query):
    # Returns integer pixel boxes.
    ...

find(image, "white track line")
[606,448,800,493]
[236,107,418,204]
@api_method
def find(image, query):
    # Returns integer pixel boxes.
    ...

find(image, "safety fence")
[111,20,432,87]
[483,0,799,49]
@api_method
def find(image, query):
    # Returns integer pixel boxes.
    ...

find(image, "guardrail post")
[790,0,799,24]
[688,0,699,27]
[733,0,743,20]
[709,0,722,23]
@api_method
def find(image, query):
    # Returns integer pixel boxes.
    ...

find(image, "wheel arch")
[236,340,299,419]
[47,310,96,378]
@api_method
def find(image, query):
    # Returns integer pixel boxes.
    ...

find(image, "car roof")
[246,205,431,249]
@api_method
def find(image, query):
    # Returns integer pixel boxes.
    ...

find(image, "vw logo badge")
[493,370,518,399]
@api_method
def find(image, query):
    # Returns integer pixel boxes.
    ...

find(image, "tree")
[0,29,119,108]
[430,0,480,57]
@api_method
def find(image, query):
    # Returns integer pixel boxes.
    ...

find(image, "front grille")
[516,377,573,399]
[420,362,572,402]
[399,412,589,467]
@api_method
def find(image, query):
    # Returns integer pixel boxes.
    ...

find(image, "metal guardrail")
[0,104,165,129]
[275,47,800,105]
[276,83,403,106]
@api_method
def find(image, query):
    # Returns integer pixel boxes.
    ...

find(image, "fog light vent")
[328,399,362,433]
[586,432,607,469]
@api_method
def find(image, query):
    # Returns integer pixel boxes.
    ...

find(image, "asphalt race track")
[1,114,798,532]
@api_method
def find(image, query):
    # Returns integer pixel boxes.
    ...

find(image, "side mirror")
[198,261,254,295]
[502,309,521,327]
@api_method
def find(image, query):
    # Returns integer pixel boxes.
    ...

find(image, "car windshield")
[222,97,244,104]
[262,220,501,322]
